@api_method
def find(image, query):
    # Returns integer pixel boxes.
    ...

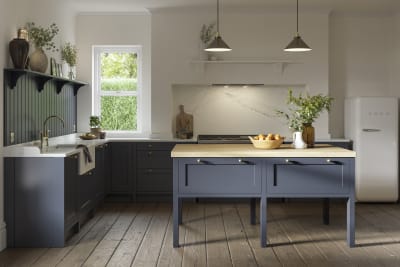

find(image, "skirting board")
[0,222,6,251]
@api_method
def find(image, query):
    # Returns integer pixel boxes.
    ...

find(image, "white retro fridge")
[345,97,398,202]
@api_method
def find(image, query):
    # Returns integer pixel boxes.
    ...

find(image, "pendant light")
[284,0,312,52]
[205,0,232,52]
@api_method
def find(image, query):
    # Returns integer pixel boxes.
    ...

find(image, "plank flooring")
[2,201,400,266]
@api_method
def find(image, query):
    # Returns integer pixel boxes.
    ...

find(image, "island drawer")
[177,158,262,195]
[266,158,351,195]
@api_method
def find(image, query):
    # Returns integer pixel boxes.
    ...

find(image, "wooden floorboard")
[182,202,207,267]
[3,202,400,266]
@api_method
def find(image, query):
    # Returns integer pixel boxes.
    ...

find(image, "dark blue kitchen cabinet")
[5,154,80,247]
[93,143,109,206]
[177,158,262,195]
[136,142,177,201]
[266,158,352,196]
[108,142,136,200]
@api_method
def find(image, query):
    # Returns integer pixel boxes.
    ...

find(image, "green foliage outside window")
[101,78,137,91]
[101,52,137,78]
[101,96,137,130]
[99,51,138,131]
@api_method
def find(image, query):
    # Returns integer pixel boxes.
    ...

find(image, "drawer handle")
[238,159,249,164]
[148,144,153,148]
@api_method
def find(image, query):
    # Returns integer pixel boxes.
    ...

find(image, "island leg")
[173,195,180,248]
[323,198,330,225]
[260,197,267,247]
[347,196,355,247]
[250,198,256,225]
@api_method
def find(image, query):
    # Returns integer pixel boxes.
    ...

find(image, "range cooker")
[197,134,254,144]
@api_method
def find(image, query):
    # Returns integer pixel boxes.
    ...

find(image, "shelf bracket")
[55,80,69,94]
[35,76,52,92]
[73,83,87,96]
[5,70,25,89]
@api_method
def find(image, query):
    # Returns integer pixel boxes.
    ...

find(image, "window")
[93,46,142,132]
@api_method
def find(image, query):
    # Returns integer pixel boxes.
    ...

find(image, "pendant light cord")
[296,0,299,36]
[217,0,220,35]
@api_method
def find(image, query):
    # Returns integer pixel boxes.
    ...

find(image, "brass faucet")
[40,115,65,149]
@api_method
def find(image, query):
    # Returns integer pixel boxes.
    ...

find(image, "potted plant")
[276,89,333,148]
[61,42,77,79]
[200,22,216,60]
[89,115,102,138]
[26,22,59,73]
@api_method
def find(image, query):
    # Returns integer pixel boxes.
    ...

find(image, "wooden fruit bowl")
[248,136,284,149]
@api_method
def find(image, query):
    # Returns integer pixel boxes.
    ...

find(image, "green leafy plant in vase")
[61,42,77,79]
[200,22,216,60]
[26,22,59,73]
[89,115,102,138]
[276,89,333,148]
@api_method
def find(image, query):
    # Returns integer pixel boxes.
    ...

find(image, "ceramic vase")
[29,48,48,73]
[302,123,315,148]
[292,131,307,149]
[9,29,29,69]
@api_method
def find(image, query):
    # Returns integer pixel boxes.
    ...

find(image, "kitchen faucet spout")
[40,115,65,149]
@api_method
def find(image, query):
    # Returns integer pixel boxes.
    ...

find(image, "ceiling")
[69,0,400,14]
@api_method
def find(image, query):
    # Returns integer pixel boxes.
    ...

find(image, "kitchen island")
[171,144,356,248]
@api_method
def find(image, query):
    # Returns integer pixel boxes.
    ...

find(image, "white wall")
[24,0,76,66]
[151,8,331,138]
[329,13,396,138]
[75,13,151,134]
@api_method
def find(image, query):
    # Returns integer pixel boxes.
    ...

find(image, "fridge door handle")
[362,128,381,132]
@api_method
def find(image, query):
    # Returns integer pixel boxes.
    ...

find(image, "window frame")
[92,45,143,133]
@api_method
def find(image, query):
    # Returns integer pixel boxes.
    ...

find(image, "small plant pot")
[90,127,102,138]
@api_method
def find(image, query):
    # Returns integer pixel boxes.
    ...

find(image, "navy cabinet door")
[178,158,262,195]
[109,142,135,194]
[266,158,352,195]
[64,154,79,229]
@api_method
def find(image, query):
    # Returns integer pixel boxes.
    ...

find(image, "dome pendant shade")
[284,35,311,52]
[205,35,232,52]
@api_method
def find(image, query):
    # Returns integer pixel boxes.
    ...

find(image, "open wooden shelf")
[4,68,88,95]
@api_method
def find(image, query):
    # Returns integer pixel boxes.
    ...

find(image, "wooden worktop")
[171,144,356,158]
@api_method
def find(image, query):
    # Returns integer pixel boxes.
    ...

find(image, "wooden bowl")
[79,134,97,140]
[248,136,284,149]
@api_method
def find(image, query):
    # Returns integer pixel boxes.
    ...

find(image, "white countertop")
[2,133,351,158]
[171,144,356,158]
[2,133,196,157]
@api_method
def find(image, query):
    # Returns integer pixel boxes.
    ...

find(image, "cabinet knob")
[147,169,153,173]
[197,159,202,163]
[326,159,331,163]
[104,143,108,148]
[148,144,153,148]
[148,151,153,156]
[238,159,242,163]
